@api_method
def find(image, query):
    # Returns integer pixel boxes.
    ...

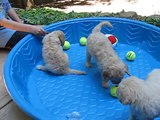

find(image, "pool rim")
[3,17,160,119]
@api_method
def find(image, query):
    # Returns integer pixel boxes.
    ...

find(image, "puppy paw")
[129,115,134,120]
[86,62,92,68]
[36,65,46,71]
[102,82,110,88]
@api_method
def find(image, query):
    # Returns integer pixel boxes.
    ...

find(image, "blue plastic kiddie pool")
[4,17,160,120]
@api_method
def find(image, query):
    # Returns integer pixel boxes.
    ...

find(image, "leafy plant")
[17,7,160,27]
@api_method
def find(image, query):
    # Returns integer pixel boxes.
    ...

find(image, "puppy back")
[92,21,112,33]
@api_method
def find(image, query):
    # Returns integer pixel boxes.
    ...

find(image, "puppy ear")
[103,68,111,80]
[59,36,65,46]
[42,36,47,44]
[104,66,122,78]
[110,66,122,77]
[108,66,116,75]
[122,96,132,105]
[117,85,132,105]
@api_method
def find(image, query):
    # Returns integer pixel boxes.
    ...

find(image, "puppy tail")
[36,65,47,71]
[68,69,86,75]
[92,21,113,33]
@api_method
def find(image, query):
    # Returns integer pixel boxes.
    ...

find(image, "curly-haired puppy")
[117,69,160,120]
[86,21,130,88]
[37,30,86,75]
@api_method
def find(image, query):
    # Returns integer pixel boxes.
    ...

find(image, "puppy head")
[103,65,128,84]
[42,30,65,46]
[117,76,138,105]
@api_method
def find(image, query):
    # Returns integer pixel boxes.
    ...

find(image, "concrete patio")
[0,49,32,120]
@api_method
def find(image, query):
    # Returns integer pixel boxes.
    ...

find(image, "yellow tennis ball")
[63,41,70,50]
[80,37,87,46]
[110,86,118,98]
[126,51,136,61]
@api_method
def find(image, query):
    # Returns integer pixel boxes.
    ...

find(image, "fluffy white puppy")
[37,30,86,75]
[117,69,160,120]
[86,21,130,88]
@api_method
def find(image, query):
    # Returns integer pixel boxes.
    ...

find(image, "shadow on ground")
[34,0,111,9]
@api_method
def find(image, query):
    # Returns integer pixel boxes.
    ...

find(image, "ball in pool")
[110,86,118,98]
[80,37,87,46]
[63,41,70,50]
[105,34,118,47]
[126,51,136,61]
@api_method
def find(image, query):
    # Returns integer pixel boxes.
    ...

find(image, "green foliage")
[137,16,160,27]
[17,8,67,25]
[17,7,160,27]
[17,7,101,25]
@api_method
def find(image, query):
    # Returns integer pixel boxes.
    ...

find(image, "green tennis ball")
[110,86,118,98]
[126,51,136,61]
[80,37,87,46]
[63,41,70,50]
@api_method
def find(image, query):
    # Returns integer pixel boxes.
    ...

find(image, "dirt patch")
[34,0,111,9]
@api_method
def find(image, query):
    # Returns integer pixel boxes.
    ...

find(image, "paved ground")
[38,0,160,16]
[0,49,9,76]
[0,49,32,120]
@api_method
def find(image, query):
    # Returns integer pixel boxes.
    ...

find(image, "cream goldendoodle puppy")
[86,21,130,88]
[117,69,160,120]
[37,30,86,75]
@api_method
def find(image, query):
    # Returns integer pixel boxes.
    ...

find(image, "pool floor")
[28,43,160,120]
